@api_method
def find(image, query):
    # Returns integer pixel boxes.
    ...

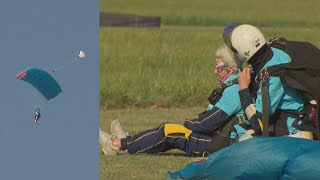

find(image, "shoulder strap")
[260,69,270,136]
[268,37,288,52]
[221,78,238,89]
[208,78,238,106]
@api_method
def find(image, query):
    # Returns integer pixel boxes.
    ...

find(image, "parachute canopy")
[16,67,62,100]
[168,137,320,179]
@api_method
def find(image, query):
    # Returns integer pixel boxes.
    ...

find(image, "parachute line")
[51,50,85,72]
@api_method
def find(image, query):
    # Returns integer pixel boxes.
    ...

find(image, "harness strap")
[221,78,238,89]
[261,68,270,136]
[232,115,252,133]
[238,123,252,131]
[311,100,320,140]
[208,78,239,107]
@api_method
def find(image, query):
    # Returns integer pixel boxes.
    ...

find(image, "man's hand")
[238,67,251,90]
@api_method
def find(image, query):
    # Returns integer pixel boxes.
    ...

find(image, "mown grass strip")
[101,0,320,28]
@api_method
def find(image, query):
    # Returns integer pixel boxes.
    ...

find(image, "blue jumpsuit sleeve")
[184,85,241,134]
[183,107,229,134]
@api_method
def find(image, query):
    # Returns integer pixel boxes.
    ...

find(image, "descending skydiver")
[16,50,85,125]
[34,107,41,125]
[16,67,62,125]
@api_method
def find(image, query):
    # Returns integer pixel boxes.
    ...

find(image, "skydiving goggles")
[223,23,242,54]
[215,64,230,72]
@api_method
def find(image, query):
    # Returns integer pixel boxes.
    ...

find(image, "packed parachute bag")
[262,38,320,139]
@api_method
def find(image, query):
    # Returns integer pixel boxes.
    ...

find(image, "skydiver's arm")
[239,77,285,133]
[184,107,229,133]
[184,83,242,134]
[238,88,263,133]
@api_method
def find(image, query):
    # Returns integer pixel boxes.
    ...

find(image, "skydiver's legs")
[112,123,217,157]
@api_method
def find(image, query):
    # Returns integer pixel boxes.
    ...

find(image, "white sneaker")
[99,128,119,155]
[110,119,128,139]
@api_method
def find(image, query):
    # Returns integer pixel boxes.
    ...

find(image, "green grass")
[100,26,222,109]
[101,0,320,28]
[100,107,205,180]
[100,26,320,109]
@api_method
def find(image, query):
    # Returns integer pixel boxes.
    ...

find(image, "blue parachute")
[16,67,62,100]
[168,137,320,180]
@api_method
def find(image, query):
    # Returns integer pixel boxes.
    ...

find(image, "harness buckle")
[260,68,269,84]
[255,68,269,84]
[237,114,246,124]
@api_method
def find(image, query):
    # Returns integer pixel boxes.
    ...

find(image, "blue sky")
[0,0,99,179]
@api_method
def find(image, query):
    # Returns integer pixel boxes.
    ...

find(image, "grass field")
[100,0,320,179]
[101,26,320,109]
[100,107,204,179]
[100,26,221,108]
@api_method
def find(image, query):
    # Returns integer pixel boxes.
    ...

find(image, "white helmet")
[223,23,266,62]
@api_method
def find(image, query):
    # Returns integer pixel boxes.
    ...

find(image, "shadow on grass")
[115,152,192,157]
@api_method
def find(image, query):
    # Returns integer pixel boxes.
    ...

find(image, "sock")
[120,138,127,151]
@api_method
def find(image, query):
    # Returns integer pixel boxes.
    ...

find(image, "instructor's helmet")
[223,23,266,62]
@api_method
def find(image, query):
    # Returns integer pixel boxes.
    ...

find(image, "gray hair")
[215,44,243,72]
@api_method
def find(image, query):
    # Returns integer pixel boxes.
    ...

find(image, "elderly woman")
[100,44,249,157]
